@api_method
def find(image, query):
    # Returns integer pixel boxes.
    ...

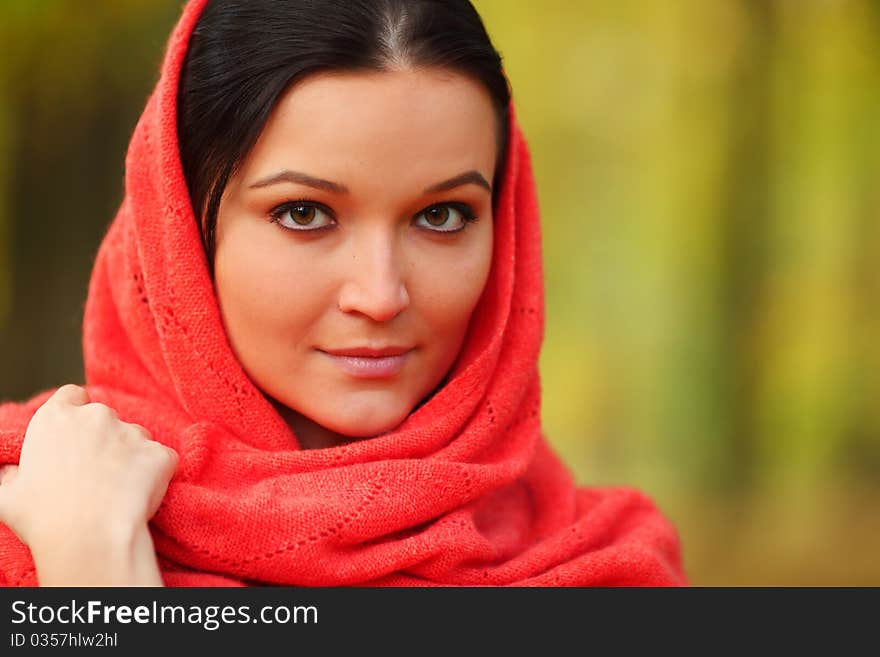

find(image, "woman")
[0,0,686,586]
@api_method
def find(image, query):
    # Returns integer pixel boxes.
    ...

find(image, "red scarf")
[0,0,686,586]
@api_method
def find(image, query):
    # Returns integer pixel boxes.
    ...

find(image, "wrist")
[32,523,164,587]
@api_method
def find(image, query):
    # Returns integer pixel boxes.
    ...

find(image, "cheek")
[410,233,493,353]
[213,228,330,354]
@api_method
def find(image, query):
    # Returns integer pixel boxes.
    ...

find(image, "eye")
[414,203,478,233]
[269,201,335,231]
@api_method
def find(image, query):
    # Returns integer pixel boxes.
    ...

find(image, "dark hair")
[177,0,511,268]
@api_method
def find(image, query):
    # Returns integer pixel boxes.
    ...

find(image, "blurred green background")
[1,0,878,585]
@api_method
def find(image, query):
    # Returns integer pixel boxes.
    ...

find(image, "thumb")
[0,464,19,525]
[0,464,17,485]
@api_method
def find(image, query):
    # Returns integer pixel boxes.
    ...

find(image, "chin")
[327,413,409,439]
[318,399,414,438]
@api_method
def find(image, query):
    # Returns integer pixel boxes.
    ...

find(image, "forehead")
[238,68,499,187]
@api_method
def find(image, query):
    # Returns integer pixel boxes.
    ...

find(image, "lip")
[322,346,412,358]
[318,347,413,379]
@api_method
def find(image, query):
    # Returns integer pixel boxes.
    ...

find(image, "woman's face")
[213,68,497,448]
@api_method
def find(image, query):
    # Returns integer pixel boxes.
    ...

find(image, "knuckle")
[145,440,175,464]
[159,447,179,473]
[127,423,153,440]
[81,402,118,422]
[50,384,84,404]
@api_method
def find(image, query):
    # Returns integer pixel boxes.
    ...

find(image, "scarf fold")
[0,0,686,587]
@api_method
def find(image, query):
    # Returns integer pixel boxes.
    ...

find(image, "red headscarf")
[0,0,686,586]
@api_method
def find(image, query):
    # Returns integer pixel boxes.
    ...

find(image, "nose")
[337,230,410,322]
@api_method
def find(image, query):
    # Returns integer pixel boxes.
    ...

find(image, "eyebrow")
[249,169,492,194]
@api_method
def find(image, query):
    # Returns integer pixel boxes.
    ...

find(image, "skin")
[0,67,499,583]
[0,385,175,585]
[214,68,497,449]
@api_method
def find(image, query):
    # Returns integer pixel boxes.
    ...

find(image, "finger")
[145,446,178,519]
[126,423,154,440]
[80,402,119,421]
[164,445,179,464]
[49,384,90,407]
[0,465,18,525]
[153,443,179,474]
[142,440,178,475]
[0,464,17,485]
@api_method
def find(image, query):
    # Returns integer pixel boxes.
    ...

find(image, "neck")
[268,398,353,450]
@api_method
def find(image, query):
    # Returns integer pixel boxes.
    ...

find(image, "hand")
[0,384,178,585]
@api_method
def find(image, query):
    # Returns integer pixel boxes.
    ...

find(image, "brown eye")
[415,203,477,233]
[290,205,316,225]
[425,206,450,226]
[270,202,335,232]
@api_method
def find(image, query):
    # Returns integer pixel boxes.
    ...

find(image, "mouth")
[317,346,413,379]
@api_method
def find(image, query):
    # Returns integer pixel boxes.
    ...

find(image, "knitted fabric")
[0,0,686,586]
